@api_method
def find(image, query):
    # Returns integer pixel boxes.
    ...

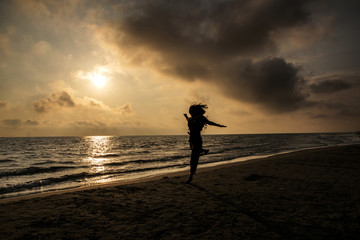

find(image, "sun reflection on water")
[84,136,113,176]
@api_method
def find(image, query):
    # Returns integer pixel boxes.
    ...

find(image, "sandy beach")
[1,144,360,239]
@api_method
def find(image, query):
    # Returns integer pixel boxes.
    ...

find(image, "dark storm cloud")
[117,0,313,60]
[308,73,360,117]
[310,80,352,94]
[2,119,21,128]
[33,91,76,113]
[111,0,318,112]
[221,57,311,112]
[310,73,360,94]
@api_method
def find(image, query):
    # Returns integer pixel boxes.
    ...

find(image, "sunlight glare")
[76,66,112,88]
[91,73,106,88]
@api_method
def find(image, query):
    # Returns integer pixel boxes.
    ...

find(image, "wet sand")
[1,144,360,239]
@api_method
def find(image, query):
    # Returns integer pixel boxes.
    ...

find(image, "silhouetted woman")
[184,104,226,184]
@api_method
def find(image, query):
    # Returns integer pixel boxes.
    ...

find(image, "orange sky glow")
[0,0,359,137]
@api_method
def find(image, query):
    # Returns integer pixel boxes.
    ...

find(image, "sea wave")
[32,160,57,165]
[104,155,187,166]
[0,159,14,163]
[93,153,121,158]
[0,166,84,178]
[0,163,189,195]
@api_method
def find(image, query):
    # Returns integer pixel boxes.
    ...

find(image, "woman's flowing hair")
[189,104,208,116]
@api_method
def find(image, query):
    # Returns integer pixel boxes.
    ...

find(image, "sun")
[76,66,111,88]
[91,73,107,88]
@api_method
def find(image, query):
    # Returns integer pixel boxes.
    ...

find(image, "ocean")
[1,133,359,199]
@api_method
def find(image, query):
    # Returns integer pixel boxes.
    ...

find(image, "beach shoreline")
[2,133,359,201]
[0,143,352,203]
[1,144,360,239]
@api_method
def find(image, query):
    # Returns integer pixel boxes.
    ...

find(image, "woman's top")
[188,115,209,135]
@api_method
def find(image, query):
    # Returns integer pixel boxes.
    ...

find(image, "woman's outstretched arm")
[206,119,226,128]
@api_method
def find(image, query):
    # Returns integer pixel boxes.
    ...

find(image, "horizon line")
[0,131,358,138]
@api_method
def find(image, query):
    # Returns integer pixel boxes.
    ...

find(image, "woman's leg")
[187,147,200,184]
[187,135,202,184]
[190,149,201,175]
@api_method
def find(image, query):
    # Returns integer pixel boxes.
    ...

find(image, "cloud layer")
[309,73,360,95]
[310,80,352,94]
[1,0,360,136]
[1,119,39,128]
[33,91,76,113]
[32,90,134,115]
[219,57,311,112]
[108,0,319,112]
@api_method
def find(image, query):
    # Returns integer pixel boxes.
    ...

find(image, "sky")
[0,0,359,137]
